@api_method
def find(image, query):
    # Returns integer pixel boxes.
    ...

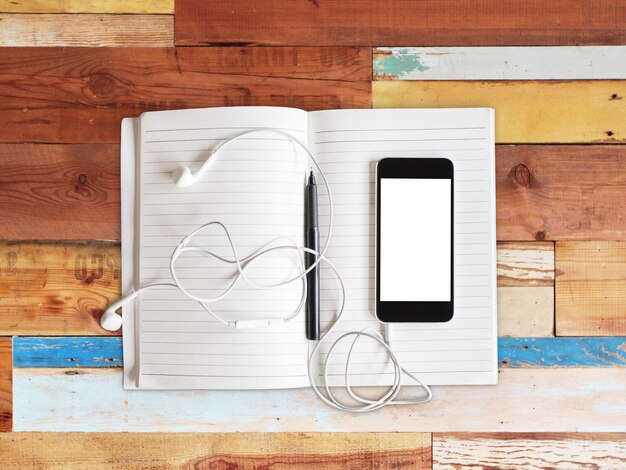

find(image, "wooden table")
[1,1,626,468]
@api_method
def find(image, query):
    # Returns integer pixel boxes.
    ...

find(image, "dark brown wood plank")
[496,145,626,241]
[0,47,371,143]
[0,338,11,432]
[0,144,119,240]
[176,0,626,46]
[0,432,431,468]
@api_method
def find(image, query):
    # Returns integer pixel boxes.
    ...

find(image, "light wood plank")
[433,433,626,469]
[0,47,371,143]
[374,46,626,80]
[0,241,120,336]
[497,242,554,287]
[556,241,626,336]
[0,432,431,469]
[176,0,626,46]
[0,241,548,335]
[0,0,173,14]
[13,368,626,432]
[495,145,626,240]
[0,338,11,432]
[498,287,554,337]
[0,14,173,47]
[374,81,626,143]
[0,144,120,240]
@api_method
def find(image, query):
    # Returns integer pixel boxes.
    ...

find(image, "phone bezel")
[375,157,454,323]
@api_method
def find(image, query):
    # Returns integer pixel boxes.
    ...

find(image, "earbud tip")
[172,167,193,187]
[100,311,123,331]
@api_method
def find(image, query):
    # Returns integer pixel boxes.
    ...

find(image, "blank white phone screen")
[380,178,451,301]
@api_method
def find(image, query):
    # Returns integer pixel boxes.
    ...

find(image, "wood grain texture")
[0,432,431,469]
[496,145,626,240]
[0,241,120,336]
[0,144,120,240]
[0,47,371,143]
[556,241,626,336]
[175,0,626,46]
[374,81,626,143]
[0,241,547,335]
[0,338,11,432]
[433,433,626,469]
[13,368,626,432]
[374,46,626,80]
[0,0,173,13]
[19,336,626,369]
[498,287,554,337]
[0,14,173,47]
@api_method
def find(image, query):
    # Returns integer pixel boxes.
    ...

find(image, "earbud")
[100,291,141,331]
[172,166,195,188]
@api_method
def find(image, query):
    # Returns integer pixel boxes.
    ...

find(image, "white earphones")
[102,128,433,412]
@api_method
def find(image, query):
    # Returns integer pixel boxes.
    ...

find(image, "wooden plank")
[374,46,626,80]
[498,337,626,367]
[17,336,626,369]
[0,144,120,241]
[175,0,626,46]
[495,145,626,240]
[0,241,547,335]
[0,0,173,14]
[0,14,173,47]
[498,287,554,337]
[374,81,626,143]
[0,338,11,432]
[0,241,120,336]
[556,241,626,336]
[0,47,371,143]
[13,367,626,431]
[0,432,431,469]
[433,433,626,469]
[497,242,554,287]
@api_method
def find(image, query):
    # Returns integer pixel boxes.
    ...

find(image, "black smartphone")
[375,157,454,323]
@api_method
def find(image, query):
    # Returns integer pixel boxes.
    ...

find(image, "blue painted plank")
[13,336,626,368]
[13,337,122,368]
[499,337,626,368]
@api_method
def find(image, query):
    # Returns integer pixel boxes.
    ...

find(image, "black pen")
[305,170,320,340]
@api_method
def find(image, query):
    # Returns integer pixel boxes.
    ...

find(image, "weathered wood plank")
[0,240,548,335]
[433,433,626,469]
[0,14,173,47]
[0,241,120,336]
[497,242,554,287]
[374,47,626,80]
[13,368,626,431]
[498,287,554,337]
[496,145,626,240]
[556,241,626,336]
[0,47,371,143]
[0,338,11,432]
[499,337,626,367]
[18,336,626,369]
[0,432,431,469]
[0,144,120,241]
[176,0,626,46]
[0,0,173,14]
[374,81,626,143]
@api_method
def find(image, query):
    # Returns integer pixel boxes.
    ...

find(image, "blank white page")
[136,107,310,390]
[308,108,497,386]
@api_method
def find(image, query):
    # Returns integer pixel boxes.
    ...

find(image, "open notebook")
[120,106,497,390]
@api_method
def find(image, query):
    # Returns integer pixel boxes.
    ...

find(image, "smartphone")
[375,157,454,323]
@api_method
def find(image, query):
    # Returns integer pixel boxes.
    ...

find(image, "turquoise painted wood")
[13,336,626,368]
[13,337,122,368]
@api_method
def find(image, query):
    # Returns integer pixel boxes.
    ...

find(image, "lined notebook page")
[308,108,497,386]
[136,107,310,390]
